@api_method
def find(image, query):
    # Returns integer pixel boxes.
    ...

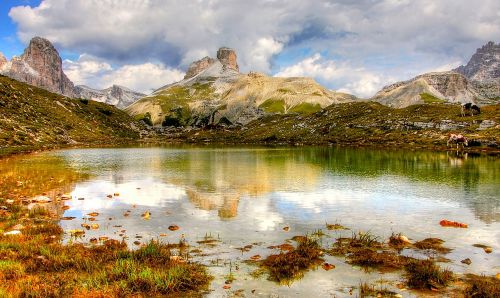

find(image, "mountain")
[454,41,500,102]
[126,47,355,126]
[371,71,480,108]
[74,85,145,109]
[0,75,142,154]
[372,41,500,108]
[454,41,500,81]
[0,37,75,98]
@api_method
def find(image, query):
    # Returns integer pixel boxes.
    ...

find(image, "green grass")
[141,83,217,126]
[405,259,453,290]
[289,102,322,114]
[183,101,500,153]
[0,75,142,153]
[259,99,286,113]
[420,93,446,104]
[0,260,25,279]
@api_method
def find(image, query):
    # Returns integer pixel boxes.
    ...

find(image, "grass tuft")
[262,236,323,284]
[405,259,453,290]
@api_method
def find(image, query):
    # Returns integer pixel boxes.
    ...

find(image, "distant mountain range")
[0,37,498,121]
[74,85,145,109]
[0,37,144,108]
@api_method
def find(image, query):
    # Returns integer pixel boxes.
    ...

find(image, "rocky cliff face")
[127,47,354,126]
[454,41,500,81]
[75,85,145,109]
[217,47,239,72]
[0,37,75,98]
[453,41,500,102]
[371,72,480,108]
[183,47,239,80]
[0,52,6,69]
[184,57,216,80]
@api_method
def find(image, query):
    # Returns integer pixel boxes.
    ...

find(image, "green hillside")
[0,75,142,155]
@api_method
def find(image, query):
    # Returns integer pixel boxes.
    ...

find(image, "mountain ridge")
[74,84,145,109]
[371,41,499,108]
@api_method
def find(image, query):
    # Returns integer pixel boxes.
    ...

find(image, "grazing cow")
[461,103,481,117]
[447,134,468,149]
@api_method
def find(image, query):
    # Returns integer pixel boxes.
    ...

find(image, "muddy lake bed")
[1,145,499,297]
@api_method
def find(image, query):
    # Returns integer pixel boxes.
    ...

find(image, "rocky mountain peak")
[0,52,6,69]
[0,36,75,97]
[217,47,239,72]
[183,47,240,80]
[454,41,500,82]
[184,56,216,79]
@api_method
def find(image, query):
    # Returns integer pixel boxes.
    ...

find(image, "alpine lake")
[1,146,498,297]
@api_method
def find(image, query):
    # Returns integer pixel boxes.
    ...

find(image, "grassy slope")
[178,101,500,151]
[0,75,142,155]
[126,82,216,126]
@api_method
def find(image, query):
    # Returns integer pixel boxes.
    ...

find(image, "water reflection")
[2,146,499,294]
[0,153,87,199]
[52,146,500,223]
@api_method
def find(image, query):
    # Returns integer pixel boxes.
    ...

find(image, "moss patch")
[420,93,446,104]
[259,99,286,114]
[289,102,322,114]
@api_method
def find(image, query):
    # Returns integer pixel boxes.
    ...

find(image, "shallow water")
[2,146,499,296]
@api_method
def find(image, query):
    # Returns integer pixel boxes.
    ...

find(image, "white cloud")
[426,61,463,73]
[275,54,388,97]
[63,55,184,93]
[100,63,184,94]
[246,37,284,72]
[8,0,500,93]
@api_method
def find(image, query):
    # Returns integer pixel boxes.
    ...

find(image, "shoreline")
[2,135,499,161]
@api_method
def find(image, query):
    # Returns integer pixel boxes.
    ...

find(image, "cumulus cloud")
[275,54,389,97]
[8,0,500,93]
[64,55,184,93]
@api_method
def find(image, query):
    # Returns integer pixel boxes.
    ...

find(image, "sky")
[0,0,499,97]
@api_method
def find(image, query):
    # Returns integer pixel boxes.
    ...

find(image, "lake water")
[1,146,499,297]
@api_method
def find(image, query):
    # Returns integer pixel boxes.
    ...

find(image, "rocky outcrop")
[454,41,500,81]
[0,37,75,97]
[0,52,6,69]
[372,71,479,108]
[184,57,216,80]
[75,85,145,109]
[453,41,500,102]
[217,47,239,72]
[183,47,239,80]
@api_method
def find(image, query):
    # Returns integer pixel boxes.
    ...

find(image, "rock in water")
[1,37,75,97]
